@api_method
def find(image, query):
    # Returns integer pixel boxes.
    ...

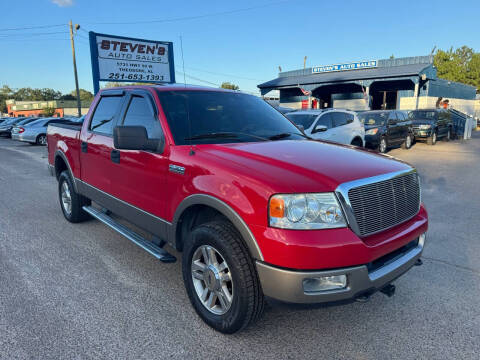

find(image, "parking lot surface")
[1,135,479,359]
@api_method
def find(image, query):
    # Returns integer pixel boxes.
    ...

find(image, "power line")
[0,31,68,37]
[0,23,66,32]
[84,0,291,25]
[185,66,265,82]
[175,71,220,87]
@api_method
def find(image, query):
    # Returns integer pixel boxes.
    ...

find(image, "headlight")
[418,124,431,129]
[365,128,378,135]
[269,193,346,229]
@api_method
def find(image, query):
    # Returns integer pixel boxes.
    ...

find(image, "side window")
[345,113,354,124]
[332,112,348,127]
[89,96,122,135]
[388,111,397,124]
[122,96,163,139]
[316,113,333,129]
[396,111,405,121]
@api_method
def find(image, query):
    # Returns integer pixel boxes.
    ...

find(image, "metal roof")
[258,63,432,89]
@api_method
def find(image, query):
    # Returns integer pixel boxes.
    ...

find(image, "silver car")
[11,118,67,145]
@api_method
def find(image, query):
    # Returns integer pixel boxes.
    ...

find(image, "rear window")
[89,96,122,135]
[285,113,318,129]
[332,112,348,127]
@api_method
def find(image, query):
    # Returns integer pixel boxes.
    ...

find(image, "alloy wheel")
[61,181,72,215]
[379,139,387,153]
[191,245,233,315]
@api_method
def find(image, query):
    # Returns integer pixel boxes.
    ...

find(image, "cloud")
[51,0,74,7]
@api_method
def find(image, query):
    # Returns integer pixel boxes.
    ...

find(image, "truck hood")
[201,140,412,193]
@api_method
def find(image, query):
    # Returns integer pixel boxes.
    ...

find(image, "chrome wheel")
[38,135,47,145]
[406,135,412,148]
[191,245,233,315]
[432,132,437,144]
[379,138,387,153]
[61,181,72,215]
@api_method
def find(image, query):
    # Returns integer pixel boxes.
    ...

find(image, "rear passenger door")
[108,90,170,220]
[395,111,408,140]
[331,112,350,144]
[387,111,400,144]
[80,90,125,193]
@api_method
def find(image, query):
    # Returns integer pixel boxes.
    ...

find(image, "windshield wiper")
[268,132,311,140]
[185,132,268,141]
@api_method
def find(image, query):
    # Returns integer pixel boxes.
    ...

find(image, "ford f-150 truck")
[47,85,428,333]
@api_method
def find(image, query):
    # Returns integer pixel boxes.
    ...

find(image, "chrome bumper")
[256,234,425,303]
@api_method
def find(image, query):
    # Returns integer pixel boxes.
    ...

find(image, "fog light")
[303,275,347,293]
[419,232,426,246]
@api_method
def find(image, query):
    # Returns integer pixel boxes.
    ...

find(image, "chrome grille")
[347,172,420,237]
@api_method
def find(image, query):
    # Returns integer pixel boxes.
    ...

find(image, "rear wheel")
[443,128,451,142]
[182,221,264,334]
[427,131,437,145]
[36,134,47,145]
[58,171,90,223]
[378,138,387,153]
[401,134,413,149]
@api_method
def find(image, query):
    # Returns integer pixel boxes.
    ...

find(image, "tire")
[378,137,387,153]
[401,134,413,149]
[58,171,91,223]
[36,134,47,145]
[350,138,363,147]
[443,128,451,142]
[427,131,437,145]
[182,221,264,334]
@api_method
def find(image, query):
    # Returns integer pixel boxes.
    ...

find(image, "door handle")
[111,149,120,164]
[81,141,88,153]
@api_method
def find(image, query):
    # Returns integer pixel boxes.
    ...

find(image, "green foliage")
[434,46,480,91]
[42,106,56,117]
[220,82,239,90]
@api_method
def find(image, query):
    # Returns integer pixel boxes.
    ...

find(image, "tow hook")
[414,258,423,266]
[380,284,396,297]
[355,293,371,303]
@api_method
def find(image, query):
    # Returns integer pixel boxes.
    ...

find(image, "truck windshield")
[359,112,387,126]
[156,90,304,145]
[285,113,318,129]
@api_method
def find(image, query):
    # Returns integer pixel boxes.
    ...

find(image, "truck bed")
[47,122,83,179]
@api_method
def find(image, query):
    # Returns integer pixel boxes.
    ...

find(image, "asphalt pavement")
[0,133,479,359]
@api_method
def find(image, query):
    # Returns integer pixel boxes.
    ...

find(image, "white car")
[286,109,365,146]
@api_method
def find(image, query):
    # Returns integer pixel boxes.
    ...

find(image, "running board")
[82,206,176,263]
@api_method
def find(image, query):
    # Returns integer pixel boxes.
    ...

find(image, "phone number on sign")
[108,73,164,81]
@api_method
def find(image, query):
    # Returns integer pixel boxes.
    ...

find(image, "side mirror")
[313,125,327,133]
[113,126,161,152]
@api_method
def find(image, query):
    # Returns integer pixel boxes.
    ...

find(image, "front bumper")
[365,134,380,148]
[256,234,425,303]
[413,129,432,138]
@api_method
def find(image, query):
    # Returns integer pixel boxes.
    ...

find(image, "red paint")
[47,85,429,270]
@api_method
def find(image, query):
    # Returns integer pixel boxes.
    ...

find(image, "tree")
[434,46,480,91]
[72,89,94,102]
[42,106,56,117]
[220,82,239,90]
[0,85,14,113]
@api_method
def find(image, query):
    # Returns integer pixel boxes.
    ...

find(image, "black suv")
[409,109,453,145]
[359,110,413,153]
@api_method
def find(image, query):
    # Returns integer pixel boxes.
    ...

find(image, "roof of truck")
[100,84,238,93]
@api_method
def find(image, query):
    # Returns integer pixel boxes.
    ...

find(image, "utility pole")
[69,20,81,117]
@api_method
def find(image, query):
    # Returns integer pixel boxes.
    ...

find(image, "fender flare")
[170,194,264,261]
[54,150,78,192]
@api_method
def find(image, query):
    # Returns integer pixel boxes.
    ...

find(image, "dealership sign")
[312,60,377,74]
[89,32,175,93]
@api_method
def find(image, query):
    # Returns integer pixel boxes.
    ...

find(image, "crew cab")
[47,85,428,333]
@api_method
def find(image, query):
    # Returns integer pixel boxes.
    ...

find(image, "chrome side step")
[82,206,176,263]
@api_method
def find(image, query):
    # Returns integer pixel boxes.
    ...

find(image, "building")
[6,99,91,117]
[258,55,477,115]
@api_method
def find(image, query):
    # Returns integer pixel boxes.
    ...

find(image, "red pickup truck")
[47,85,428,333]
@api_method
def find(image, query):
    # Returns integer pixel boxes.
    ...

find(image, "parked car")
[47,85,427,333]
[286,109,365,146]
[409,109,453,145]
[359,110,414,153]
[12,117,69,145]
[0,117,26,137]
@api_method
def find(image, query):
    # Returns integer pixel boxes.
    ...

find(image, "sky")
[1,0,479,96]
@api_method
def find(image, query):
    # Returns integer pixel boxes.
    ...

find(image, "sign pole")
[69,20,82,117]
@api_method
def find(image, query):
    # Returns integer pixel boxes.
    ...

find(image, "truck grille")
[347,172,420,237]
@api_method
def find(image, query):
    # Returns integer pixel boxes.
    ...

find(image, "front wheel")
[58,171,91,223]
[182,221,264,333]
[378,138,387,153]
[401,134,413,149]
[427,131,437,145]
[36,134,47,145]
[443,128,451,142]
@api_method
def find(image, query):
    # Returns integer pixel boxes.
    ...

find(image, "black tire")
[58,171,91,223]
[401,134,413,149]
[36,134,47,145]
[378,137,387,153]
[427,131,437,145]
[443,128,451,142]
[182,221,264,334]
